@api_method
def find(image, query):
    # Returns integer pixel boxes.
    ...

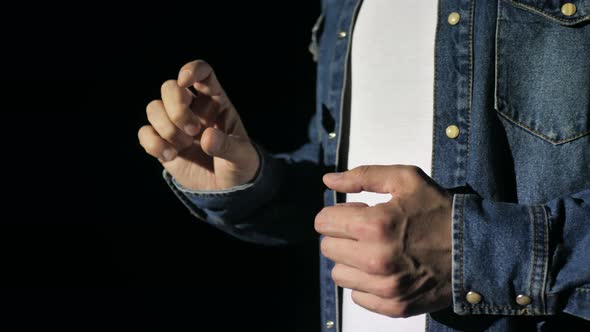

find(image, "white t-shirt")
[344,1,437,331]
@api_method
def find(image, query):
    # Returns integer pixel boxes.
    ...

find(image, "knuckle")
[366,256,385,275]
[375,278,399,298]
[366,253,393,275]
[350,222,367,239]
[350,291,363,306]
[159,125,179,141]
[146,100,162,116]
[387,302,411,318]
[320,238,330,257]
[402,165,421,180]
[369,207,394,239]
[330,265,342,284]
[375,285,396,299]
[167,106,186,124]
[314,209,326,232]
[160,79,177,94]
[354,165,370,180]
[137,125,150,140]
[142,137,160,154]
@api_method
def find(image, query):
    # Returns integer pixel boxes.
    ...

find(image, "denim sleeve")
[451,190,590,320]
[162,113,326,246]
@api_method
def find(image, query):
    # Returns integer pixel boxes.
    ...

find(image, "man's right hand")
[138,60,260,190]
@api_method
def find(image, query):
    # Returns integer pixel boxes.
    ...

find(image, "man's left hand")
[315,165,453,318]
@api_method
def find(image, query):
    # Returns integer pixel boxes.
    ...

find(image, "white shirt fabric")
[343,1,437,331]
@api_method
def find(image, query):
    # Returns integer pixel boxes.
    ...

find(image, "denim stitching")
[465,0,475,167]
[505,0,590,25]
[538,205,549,314]
[430,0,442,179]
[459,194,465,293]
[528,205,537,306]
[576,288,590,293]
[460,304,537,315]
[494,0,502,112]
[451,194,466,314]
[495,106,590,145]
[462,304,516,310]
[494,0,590,145]
[494,1,590,145]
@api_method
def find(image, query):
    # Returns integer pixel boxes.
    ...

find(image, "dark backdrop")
[3,2,321,331]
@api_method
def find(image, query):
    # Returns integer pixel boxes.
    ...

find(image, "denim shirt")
[163,0,590,331]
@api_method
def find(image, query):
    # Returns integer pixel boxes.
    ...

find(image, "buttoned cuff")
[451,194,550,316]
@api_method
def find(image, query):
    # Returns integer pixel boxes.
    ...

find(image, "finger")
[320,237,366,269]
[314,204,369,240]
[177,60,224,96]
[138,125,177,162]
[332,264,400,299]
[146,100,193,149]
[200,127,258,166]
[178,61,244,136]
[351,291,411,318]
[190,96,221,127]
[323,165,419,194]
[336,202,369,208]
[160,80,202,136]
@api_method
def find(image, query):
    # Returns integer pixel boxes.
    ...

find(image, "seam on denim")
[526,205,549,315]
[459,194,465,292]
[460,303,544,316]
[460,304,538,315]
[451,194,462,313]
[539,205,549,314]
[462,304,516,310]
[329,2,348,118]
[504,0,590,25]
[494,1,501,112]
[465,0,475,170]
[528,205,537,305]
[576,288,590,293]
[425,313,431,332]
[451,194,467,315]
[495,109,590,145]
[430,0,442,180]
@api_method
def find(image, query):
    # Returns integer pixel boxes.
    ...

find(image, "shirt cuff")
[162,143,281,225]
[451,193,549,316]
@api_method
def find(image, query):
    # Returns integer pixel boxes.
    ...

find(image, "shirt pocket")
[495,0,590,144]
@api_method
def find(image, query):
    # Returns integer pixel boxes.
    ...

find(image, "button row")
[466,291,532,307]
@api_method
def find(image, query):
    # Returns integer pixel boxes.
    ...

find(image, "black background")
[3,2,321,331]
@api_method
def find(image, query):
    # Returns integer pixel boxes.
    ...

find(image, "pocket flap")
[505,0,590,25]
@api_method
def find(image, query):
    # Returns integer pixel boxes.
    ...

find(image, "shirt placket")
[432,0,474,188]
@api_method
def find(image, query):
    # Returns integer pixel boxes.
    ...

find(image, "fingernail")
[184,124,200,136]
[324,172,343,181]
[178,70,192,83]
[162,149,176,162]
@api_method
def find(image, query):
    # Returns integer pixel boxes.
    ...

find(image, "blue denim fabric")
[163,0,590,330]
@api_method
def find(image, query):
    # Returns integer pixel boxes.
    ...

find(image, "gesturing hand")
[315,165,453,318]
[138,60,259,190]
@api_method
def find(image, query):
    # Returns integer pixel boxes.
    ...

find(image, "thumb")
[323,165,399,194]
[200,127,258,168]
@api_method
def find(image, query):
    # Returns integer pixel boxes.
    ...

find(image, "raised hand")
[138,60,260,190]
